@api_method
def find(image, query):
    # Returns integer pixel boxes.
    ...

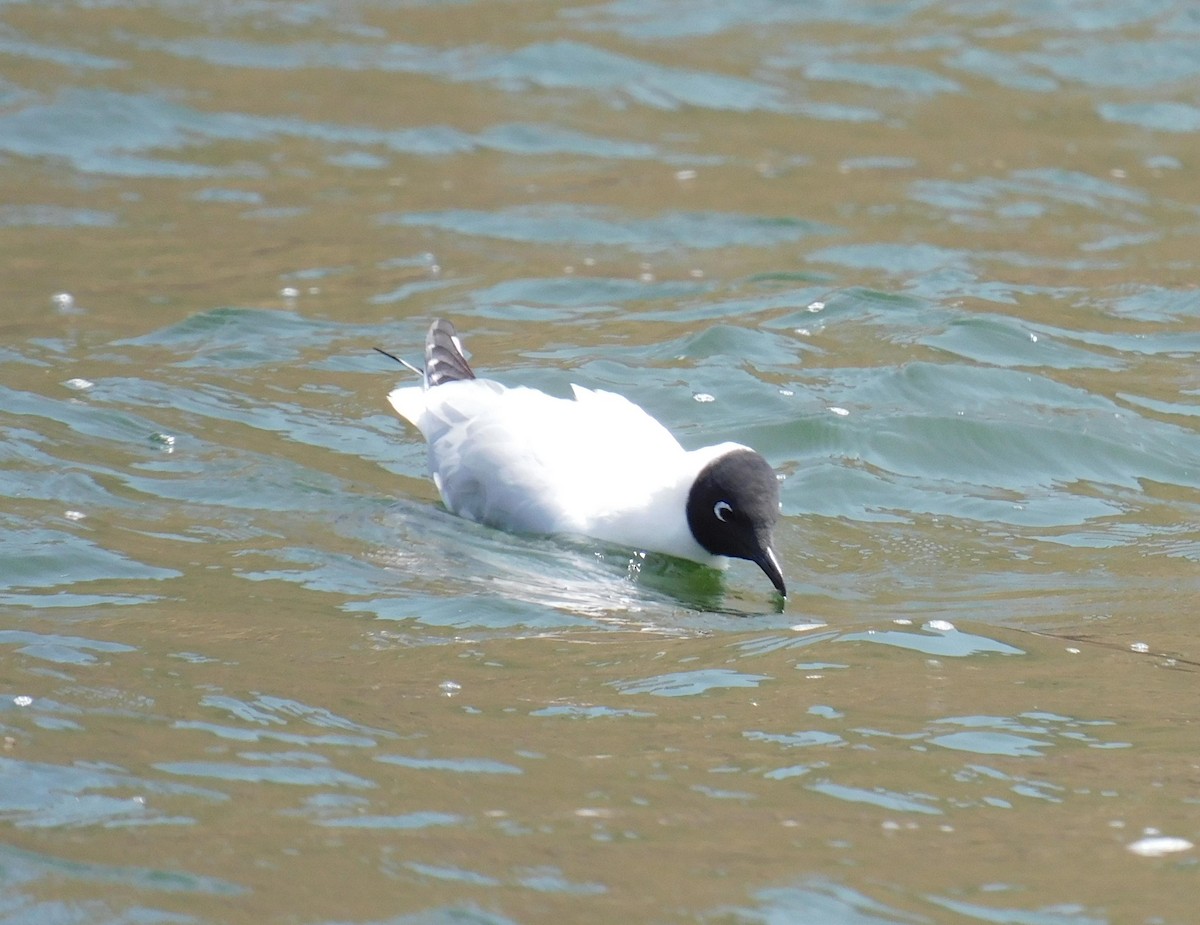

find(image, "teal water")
[2,1,1199,923]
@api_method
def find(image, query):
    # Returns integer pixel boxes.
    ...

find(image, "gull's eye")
[714,500,732,522]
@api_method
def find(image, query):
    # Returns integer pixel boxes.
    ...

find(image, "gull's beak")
[753,543,787,597]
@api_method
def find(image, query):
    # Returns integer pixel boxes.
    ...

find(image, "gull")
[378,319,785,595]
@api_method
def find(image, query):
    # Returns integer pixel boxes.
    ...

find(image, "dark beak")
[753,543,786,597]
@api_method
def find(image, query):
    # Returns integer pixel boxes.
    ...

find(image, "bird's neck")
[583,442,748,566]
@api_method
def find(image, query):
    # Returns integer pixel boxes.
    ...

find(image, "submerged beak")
[753,543,787,597]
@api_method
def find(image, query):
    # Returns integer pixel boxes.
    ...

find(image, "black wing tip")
[373,346,422,377]
[425,318,476,387]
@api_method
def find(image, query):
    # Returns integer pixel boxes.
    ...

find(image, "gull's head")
[686,449,785,596]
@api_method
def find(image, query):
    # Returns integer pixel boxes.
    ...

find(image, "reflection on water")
[3,0,1200,922]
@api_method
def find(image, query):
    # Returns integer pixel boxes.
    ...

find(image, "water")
[2,1,1199,922]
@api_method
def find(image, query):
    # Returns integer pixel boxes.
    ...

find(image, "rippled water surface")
[2,1,1200,922]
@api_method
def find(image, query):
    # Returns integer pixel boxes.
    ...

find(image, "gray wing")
[425,319,475,387]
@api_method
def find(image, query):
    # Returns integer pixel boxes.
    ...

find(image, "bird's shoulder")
[419,380,679,451]
[565,384,683,455]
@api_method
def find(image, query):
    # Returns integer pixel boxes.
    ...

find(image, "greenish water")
[2,1,1199,922]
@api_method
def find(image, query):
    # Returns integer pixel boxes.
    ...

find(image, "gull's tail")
[379,318,476,433]
[424,318,475,387]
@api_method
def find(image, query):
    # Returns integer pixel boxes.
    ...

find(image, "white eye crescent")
[714,500,732,522]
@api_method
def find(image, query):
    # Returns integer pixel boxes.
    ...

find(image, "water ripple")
[611,668,770,697]
[135,35,793,112]
[386,205,832,251]
[0,757,225,829]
